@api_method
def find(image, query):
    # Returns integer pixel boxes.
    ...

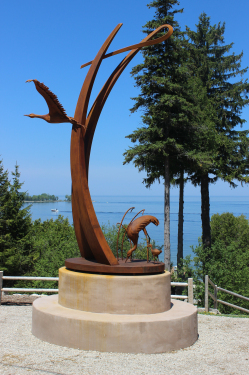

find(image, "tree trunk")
[164,155,171,271]
[177,170,184,271]
[201,173,211,247]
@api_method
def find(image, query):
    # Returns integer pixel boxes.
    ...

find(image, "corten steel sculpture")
[116,208,159,262]
[26,23,173,274]
[124,215,159,262]
[116,207,145,259]
[148,244,162,263]
[25,80,84,129]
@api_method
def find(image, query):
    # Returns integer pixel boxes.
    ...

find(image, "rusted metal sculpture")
[148,244,162,263]
[25,80,83,129]
[124,215,159,262]
[117,208,145,260]
[25,23,173,274]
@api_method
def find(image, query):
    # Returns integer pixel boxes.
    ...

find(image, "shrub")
[190,213,249,314]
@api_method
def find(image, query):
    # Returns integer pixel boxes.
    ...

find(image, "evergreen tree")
[0,162,32,276]
[186,13,249,247]
[0,159,10,270]
[0,159,10,226]
[123,0,200,270]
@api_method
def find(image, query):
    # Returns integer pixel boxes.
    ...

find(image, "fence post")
[205,275,209,312]
[0,271,3,306]
[188,278,193,304]
[214,285,218,309]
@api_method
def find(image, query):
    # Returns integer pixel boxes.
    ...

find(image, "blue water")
[24,195,249,266]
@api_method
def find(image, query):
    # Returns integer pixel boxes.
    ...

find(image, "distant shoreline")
[23,200,97,203]
[24,200,69,203]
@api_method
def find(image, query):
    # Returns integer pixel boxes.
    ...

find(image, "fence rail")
[205,275,249,314]
[0,271,194,305]
[3,276,59,281]
[0,271,60,305]
[2,288,59,293]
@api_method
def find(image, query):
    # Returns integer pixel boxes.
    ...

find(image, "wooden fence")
[0,271,194,305]
[205,275,249,314]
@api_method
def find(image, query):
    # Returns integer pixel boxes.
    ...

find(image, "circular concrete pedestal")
[32,267,198,353]
[58,267,171,314]
[32,295,197,353]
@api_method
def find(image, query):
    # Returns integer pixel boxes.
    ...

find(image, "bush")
[189,213,249,314]
[16,216,79,289]
[0,162,33,284]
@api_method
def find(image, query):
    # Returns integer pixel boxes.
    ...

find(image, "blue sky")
[1,0,249,197]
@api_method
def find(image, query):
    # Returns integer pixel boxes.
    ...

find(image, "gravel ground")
[0,302,248,375]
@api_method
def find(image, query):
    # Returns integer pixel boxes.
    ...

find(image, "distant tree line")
[24,193,58,202]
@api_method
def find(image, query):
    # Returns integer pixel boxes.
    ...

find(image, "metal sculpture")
[116,208,160,263]
[124,215,159,262]
[25,23,173,272]
[116,208,145,260]
[25,80,83,129]
[148,244,162,263]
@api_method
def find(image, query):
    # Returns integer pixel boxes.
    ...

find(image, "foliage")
[0,161,77,288]
[179,213,249,314]
[186,13,249,246]
[65,194,71,202]
[124,0,200,187]
[24,193,58,202]
[0,159,10,272]
[124,6,249,274]
[102,222,130,259]
[22,216,79,289]
[170,254,193,296]
[0,161,33,281]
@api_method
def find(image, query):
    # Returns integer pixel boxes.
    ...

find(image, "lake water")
[24,195,249,266]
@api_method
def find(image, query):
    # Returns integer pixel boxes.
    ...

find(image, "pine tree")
[0,159,10,269]
[0,162,32,276]
[123,0,200,270]
[186,13,249,247]
[0,159,10,218]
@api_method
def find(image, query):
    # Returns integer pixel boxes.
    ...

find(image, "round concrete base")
[58,267,171,314]
[32,295,198,354]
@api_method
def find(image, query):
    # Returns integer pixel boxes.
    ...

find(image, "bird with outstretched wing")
[25,79,84,129]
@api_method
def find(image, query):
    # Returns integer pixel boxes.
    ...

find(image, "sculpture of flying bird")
[24,79,84,129]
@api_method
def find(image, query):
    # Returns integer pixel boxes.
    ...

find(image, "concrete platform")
[32,295,198,354]
[58,267,171,314]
